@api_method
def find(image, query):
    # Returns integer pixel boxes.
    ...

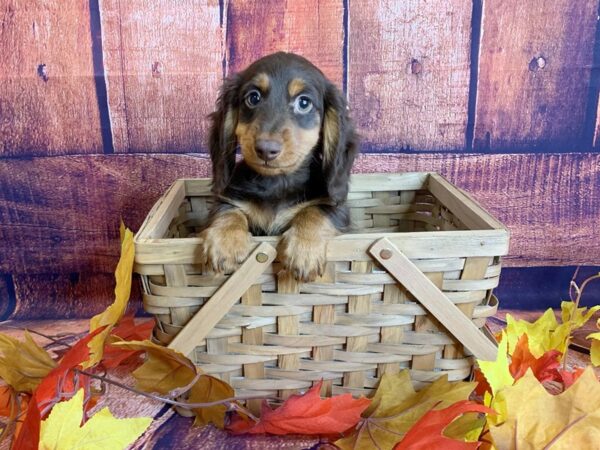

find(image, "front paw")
[200,226,252,274]
[278,229,326,282]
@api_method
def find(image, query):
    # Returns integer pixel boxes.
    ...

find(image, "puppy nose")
[255,139,282,161]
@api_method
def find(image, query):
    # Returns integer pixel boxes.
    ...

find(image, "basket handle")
[369,237,497,361]
[168,242,277,357]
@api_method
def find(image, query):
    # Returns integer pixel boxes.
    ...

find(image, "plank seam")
[0,274,17,321]
[89,0,115,154]
[342,0,349,95]
[583,0,600,150]
[465,0,484,152]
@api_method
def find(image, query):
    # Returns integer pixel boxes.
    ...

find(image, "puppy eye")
[245,90,262,108]
[294,95,313,114]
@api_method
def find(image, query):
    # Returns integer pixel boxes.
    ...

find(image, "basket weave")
[134,172,508,408]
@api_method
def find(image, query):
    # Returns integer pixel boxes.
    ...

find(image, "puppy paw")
[278,228,327,282]
[200,225,252,274]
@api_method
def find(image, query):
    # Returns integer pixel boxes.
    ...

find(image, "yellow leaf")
[560,301,600,329]
[489,368,600,450]
[477,332,514,395]
[0,331,56,392]
[39,389,152,450]
[335,370,476,449]
[110,339,197,394]
[84,226,135,368]
[505,309,570,357]
[188,375,235,428]
[587,332,600,366]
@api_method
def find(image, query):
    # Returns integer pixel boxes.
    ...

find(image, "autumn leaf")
[0,331,56,393]
[477,332,513,395]
[557,367,586,389]
[561,301,600,330]
[505,309,570,358]
[508,334,561,383]
[110,339,196,394]
[38,388,151,450]
[101,317,154,369]
[587,318,600,367]
[394,400,494,450]
[188,374,234,428]
[229,381,370,436]
[85,224,135,369]
[336,371,476,450]
[488,368,600,449]
[12,397,41,450]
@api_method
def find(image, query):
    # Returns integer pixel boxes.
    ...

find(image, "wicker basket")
[134,172,508,408]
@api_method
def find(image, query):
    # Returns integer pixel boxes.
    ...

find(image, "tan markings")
[288,78,306,97]
[322,106,339,165]
[237,117,321,176]
[199,209,252,273]
[230,198,326,235]
[278,206,338,281]
[252,73,270,92]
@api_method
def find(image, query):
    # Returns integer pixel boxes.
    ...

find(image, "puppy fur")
[201,52,358,281]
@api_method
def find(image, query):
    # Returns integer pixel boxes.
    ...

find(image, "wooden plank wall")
[0,0,599,318]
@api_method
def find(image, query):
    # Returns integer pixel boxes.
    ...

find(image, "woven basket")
[134,172,508,409]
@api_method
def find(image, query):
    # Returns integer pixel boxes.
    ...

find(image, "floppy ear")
[209,75,241,195]
[321,82,359,204]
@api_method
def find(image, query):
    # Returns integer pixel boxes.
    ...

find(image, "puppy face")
[234,58,326,175]
[210,52,358,203]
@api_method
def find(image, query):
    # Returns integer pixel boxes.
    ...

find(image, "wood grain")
[348,0,472,151]
[0,0,103,156]
[474,0,598,151]
[10,273,142,320]
[0,275,15,320]
[99,0,222,153]
[226,0,343,86]
[353,152,600,267]
[0,154,211,274]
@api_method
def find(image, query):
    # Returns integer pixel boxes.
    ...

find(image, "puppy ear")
[321,82,359,204]
[209,75,240,195]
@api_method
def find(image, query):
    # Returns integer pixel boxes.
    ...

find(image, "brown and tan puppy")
[201,52,358,281]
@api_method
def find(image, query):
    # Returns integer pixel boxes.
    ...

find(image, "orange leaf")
[509,335,561,383]
[229,381,370,435]
[12,397,41,450]
[0,384,13,416]
[394,400,494,450]
[472,369,491,397]
[101,317,154,369]
[558,367,586,389]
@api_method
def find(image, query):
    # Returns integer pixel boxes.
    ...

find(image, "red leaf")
[101,317,154,369]
[557,367,586,389]
[509,335,561,383]
[12,397,41,450]
[394,400,494,450]
[0,385,13,416]
[473,369,491,396]
[228,381,370,435]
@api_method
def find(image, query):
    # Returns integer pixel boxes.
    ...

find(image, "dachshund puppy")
[200,52,358,281]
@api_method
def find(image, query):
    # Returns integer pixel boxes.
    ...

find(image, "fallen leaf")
[188,374,235,428]
[557,367,586,389]
[0,384,13,416]
[561,301,600,330]
[394,400,494,450]
[509,334,561,383]
[0,331,56,393]
[587,331,600,367]
[12,396,41,450]
[101,317,154,369]
[477,332,513,395]
[505,309,570,358]
[472,369,491,397]
[39,388,151,450]
[489,368,600,449]
[336,371,476,450]
[110,339,196,394]
[231,381,370,435]
[85,225,135,368]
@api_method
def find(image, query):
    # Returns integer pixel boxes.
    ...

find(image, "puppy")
[200,52,358,281]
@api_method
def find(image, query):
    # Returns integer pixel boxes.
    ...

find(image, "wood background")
[0,0,599,319]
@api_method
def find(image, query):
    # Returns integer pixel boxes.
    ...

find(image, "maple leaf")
[38,389,152,450]
[489,368,600,449]
[229,381,370,436]
[0,331,56,393]
[505,309,570,358]
[12,396,41,450]
[587,318,600,367]
[477,332,513,395]
[188,374,234,428]
[508,334,561,383]
[101,317,154,369]
[557,367,586,389]
[335,371,477,450]
[394,400,494,450]
[84,224,135,369]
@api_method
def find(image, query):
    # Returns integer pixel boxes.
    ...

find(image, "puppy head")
[209,52,357,201]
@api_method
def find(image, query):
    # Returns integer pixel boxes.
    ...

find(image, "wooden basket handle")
[369,238,497,361]
[168,242,277,356]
